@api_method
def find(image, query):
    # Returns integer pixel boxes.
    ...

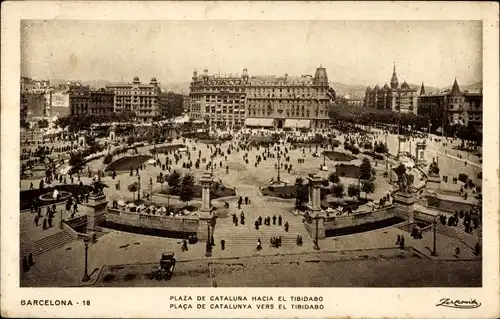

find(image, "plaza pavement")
[19,129,482,287]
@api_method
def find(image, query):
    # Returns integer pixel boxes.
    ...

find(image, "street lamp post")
[432,217,438,256]
[137,174,141,201]
[277,152,281,182]
[81,237,90,282]
[313,216,320,250]
[385,132,388,171]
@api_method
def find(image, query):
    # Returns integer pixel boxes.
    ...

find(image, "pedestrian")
[256,238,262,251]
[284,221,289,232]
[220,239,225,251]
[34,215,39,227]
[181,239,188,252]
[42,218,47,230]
[399,235,405,249]
[278,215,282,226]
[455,247,460,257]
[396,234,401,245]
[255,220,259,230]
[22,256,29,272]
[272,215,277,225]
[48,217,53,228]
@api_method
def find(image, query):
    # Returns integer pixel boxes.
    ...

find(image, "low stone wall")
[106,208,199,233]
[438,197,476,213]
[323,205,397,230]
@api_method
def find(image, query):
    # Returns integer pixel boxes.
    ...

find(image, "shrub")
[350,146,360,154]
[458,173,468,183]
[103,154,113,164]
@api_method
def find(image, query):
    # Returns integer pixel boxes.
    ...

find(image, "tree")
[179,173,195,205]
[361,181,375,199]
[359,157,372,180]
[294,177,309,209]
[167,169,181,191]
[69,152,84,167]
[347,183,360,199]
[37,119,49,129]
[128,182,139,201]
[20,119,31,130]
[374,141,388,154]
[331,183,344,203]
[328,172,340,184]
[393,163,406,179]
[103,154,113,164]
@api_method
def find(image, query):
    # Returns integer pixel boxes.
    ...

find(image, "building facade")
[364,65,418,114]
[20,93,46,120]
[188,66,335,129]
[69,87,115,116]
[417,79,483,132]
[106,77,161,117]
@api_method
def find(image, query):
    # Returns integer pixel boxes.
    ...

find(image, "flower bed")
[324,151,356,162]
[157,184,236,199]
[104,155,152,172]
[149,144,185,154]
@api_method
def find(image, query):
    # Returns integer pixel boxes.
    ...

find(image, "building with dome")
[106,76,161,117]
[364,64,418,114]
[188,66,336,129]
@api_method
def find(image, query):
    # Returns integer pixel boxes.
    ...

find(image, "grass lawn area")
[261,184,331,199]
[105,155,152,172]
[149,144,185,154]
[157,184,236,199]
[324,151,356,162]
[336,163,361,178]
[198,139,224,145]
[20,184,93,210]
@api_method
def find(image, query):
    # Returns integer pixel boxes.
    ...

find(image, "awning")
[284,119,310,128]
[245,118,274,127]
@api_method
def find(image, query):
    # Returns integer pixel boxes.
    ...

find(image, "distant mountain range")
[48,78,482,97]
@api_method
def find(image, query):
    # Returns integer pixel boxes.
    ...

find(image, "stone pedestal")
[307,174,323,212]
[78,131,87,148]
[415,141,427,165]
[109,126,116,141]
[427,174,441,191]
[84,193,108,231]
[393,191,416,223]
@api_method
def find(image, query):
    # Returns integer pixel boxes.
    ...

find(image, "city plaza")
[19,120,482,287]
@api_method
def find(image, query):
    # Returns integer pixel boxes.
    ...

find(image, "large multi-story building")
[364,65,418,114]
[20,77,51,94]
[106,77,161,118]
[159,92,185,118]
[69,87,114,116]
[20,93,46,120]
[188,66,335,129]
[417,79,482,132]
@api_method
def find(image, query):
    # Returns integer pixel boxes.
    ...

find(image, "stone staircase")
[436,223,478,249]
[30,231,75,256]
[212,219,312,249]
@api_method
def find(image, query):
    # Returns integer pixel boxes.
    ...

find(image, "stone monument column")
[197,173,212,241]
[393,190,416,223]
[84,191,108,241]
[109,125,116,141]
[307,174,325,240]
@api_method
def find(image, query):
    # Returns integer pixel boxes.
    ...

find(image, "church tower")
[420,82,426,95]
[390,63,399,89]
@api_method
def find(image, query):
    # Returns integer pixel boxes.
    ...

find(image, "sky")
[21,20,482,87]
